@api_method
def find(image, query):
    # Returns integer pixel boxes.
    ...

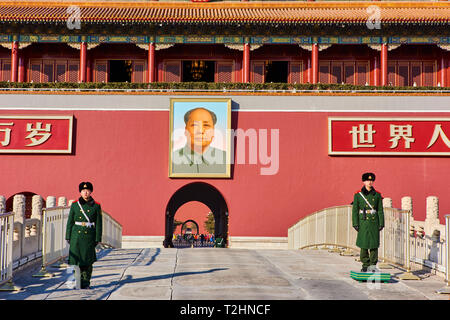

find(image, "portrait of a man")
[169,98,231,178]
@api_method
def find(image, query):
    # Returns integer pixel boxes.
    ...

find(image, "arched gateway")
[164,182,228,248]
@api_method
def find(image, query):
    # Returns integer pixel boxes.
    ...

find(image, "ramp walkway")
[0,248,448,300]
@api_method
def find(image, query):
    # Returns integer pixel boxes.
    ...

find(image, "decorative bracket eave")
[0,35,449,46]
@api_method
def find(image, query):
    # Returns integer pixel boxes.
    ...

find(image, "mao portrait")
[169,98,231,178]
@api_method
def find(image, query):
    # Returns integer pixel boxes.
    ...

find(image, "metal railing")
[288,205,447,275]
[289,205,450,286]
[101,210,122,249]
[379,207,409,269]
[410,235,446,273]
[0,212,15,291]
[444,215,449,286]
[33,207,122,278]
[436,215,450,294]
[288,205,359,252]
[33,207,70,277]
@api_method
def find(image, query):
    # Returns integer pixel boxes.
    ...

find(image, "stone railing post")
[425,196,440,237]
[13,194,26,260]
[401,196,417,234]
[13,194,26,225]
[0,195,5,213]
[382,197,392,208]
[31,195,43,220]
[57,197,67,207]
[31,195,44,250]
[46,196,56,208]
[401,196,412,215]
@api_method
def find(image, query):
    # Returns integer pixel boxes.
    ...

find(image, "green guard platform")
[350,271,391,283]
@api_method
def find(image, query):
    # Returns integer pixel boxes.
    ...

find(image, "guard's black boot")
[368,265,380,273]
[361,267,368,272]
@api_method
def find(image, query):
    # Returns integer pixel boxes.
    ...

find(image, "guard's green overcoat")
[65,197,103,266]
[352,187,384,249]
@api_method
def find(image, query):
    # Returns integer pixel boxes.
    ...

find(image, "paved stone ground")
[1,248,449,300]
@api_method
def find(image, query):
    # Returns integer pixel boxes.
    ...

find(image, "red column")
[440,55,446,87]
[380,43,388,86]
[18,52,25,83]
[11,41,19,82]
[80,42,87,82]
[446,53,449,87]
[311,43,318,84]
[243,43,250,83]
[86,57,92,82]
[148,42,155,83]
[373,55,379,86]
[307,57,311,83]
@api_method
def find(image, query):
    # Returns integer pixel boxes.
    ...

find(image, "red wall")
[0,109,449,237]
[174,201,212,235]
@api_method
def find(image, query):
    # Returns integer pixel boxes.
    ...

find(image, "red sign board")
[0,115,73,153]
[328,117,450,156]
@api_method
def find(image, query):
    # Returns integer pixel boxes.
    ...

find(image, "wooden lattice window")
[133,61,145,83]
[318,60,370,85]
[423,62,434,87]
[1,59,11,81]
[251,62,264,83]
[29,60,41,83]
[344,63,355,85]
[289,62,302,84]
[56,62,67,82]
[388,61,436,87]
[397,62,409,87]
[68,61,79,83]
[164,61,181,82]
[42,61,54,83]
[388,62,396,86]
[27,59,79,83]
[356,62,368,86]
[216,62,233,83]
[319,62,330,84]
[411,62,422,86]
[95,60,108,83]
[330,62,342,84]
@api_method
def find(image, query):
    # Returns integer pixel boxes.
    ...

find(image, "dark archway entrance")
[164,182,229,248]
[6,192,44,219]
[181,219,199,236]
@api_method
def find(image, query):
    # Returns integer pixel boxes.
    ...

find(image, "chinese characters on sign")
[328,118,450,155]
[0,116,73,153]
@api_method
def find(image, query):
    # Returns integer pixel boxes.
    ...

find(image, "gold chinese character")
[389,124,415,149]
[25,122,52,147]
[349,124,376,149]
[427,124,450,149]
[0,122,14,147]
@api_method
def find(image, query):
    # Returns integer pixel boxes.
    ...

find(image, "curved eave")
[0,1,449,26]
[0,18,449,25]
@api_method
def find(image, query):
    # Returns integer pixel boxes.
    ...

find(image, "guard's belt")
[359,209,376,214]
[75,221,95,228]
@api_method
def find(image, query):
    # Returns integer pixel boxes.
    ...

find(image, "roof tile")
[0,1,448,24]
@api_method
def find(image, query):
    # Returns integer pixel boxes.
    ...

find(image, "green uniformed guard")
[352,173,384,272]
[65,182,103,289]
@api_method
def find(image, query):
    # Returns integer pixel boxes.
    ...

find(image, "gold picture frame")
[0,115,73,154]
[328,117,450,156]
[169,98,232,178]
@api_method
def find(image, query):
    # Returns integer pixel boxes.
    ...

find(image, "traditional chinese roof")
[0,1,448,25]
